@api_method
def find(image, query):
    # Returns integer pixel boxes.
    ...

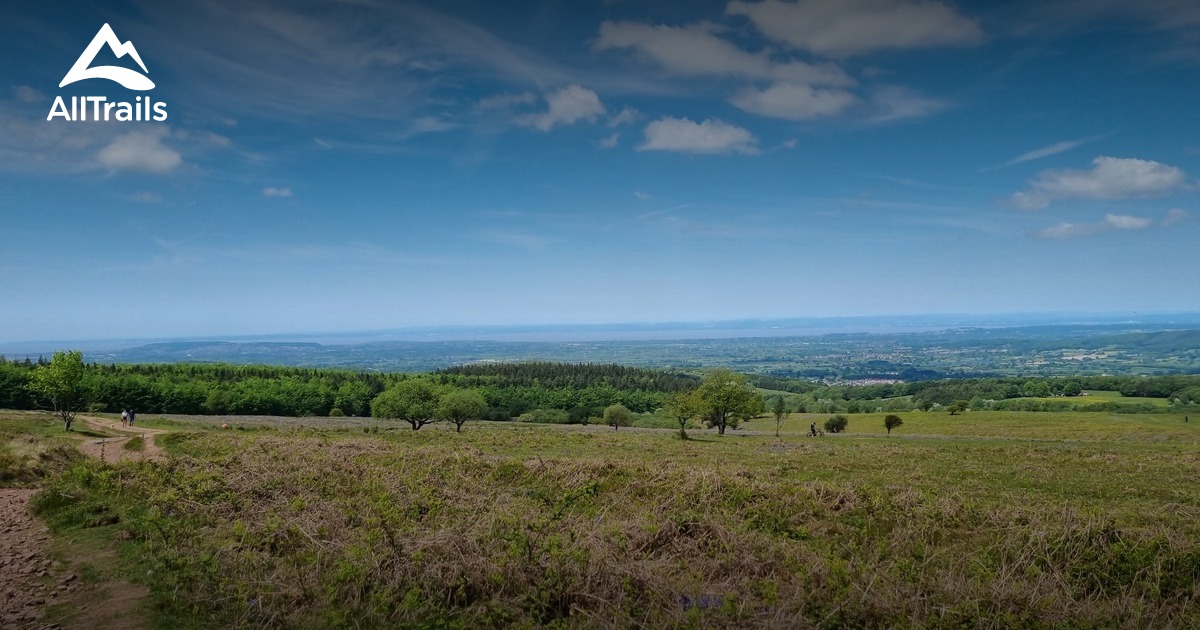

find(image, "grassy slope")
[23,410,1200,628]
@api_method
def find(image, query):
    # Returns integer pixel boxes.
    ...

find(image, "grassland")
[13,409,1200,628]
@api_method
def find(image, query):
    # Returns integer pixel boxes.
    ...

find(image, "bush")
[328,407,346,417]
[824,415,848,434]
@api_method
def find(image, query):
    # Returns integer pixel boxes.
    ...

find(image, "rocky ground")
[0,489,72,629]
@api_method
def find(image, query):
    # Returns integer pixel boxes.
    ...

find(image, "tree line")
[0,357,696,420]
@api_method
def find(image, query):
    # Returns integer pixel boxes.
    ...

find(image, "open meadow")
[5,407,1199,628]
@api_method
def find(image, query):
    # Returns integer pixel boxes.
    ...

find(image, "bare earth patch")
[74,416,166,464]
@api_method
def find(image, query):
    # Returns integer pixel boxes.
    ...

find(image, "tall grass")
[32,420,1200,628]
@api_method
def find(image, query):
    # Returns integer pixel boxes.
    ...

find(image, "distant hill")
[76,324,1200,378]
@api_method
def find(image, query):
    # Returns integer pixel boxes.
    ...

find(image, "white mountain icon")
[59,23,155,91]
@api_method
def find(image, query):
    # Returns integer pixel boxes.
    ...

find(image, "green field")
[1014,390,1175,408]
[11,409,1200,628]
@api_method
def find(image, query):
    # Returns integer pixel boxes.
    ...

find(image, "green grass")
[779,410,1198,442]
[24,410,1200,628]
[1013,391,1175,407]
[0,412,87,486]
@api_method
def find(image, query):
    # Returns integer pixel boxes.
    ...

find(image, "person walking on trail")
[129,410,136,426]
[810,422,817,437]
[120,410,129,428]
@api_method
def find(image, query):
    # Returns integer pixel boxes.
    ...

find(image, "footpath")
[0,414,168,629]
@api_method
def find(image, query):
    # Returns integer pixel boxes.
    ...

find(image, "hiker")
[129,410,136,426]
[120,410,129,428]
[810,422,817,437]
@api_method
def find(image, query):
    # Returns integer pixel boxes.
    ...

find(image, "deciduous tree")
[664,390,701,440]
[438,389,488,433]
[603,403,632,431]
[371,379,443,431]
[31,350,88,431]
[694,368,763,435]
[772,396,787,437]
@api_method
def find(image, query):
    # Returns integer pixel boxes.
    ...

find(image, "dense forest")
[0,359,695,418]
[2,357,1197,420]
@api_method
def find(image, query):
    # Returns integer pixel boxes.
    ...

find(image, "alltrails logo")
[47,23,168,122]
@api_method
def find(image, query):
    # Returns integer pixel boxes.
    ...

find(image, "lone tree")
[947,400,968,416]
[31,350,88,431]
[604,403,632,431]
[772,396,787,437]
[438,389,488,433]
[371,379,443,431]
[664,390,701,440]
[884,414,904,435]
[694,368,764,435]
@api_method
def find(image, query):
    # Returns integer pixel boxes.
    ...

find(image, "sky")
[1,0,1198,343]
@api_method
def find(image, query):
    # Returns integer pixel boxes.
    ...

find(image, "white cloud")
[1104,213,1152,230]
[1032,213,1154,239]
[262,187,293,198]
[638,117,759,155]
[1012,156,1187,210]
[608,106,640,127]
[97,128,182,174]
[634,191,652,200]
[599,133,620,149]
[1164,208,1189,226]
[595,21,852,86]
[519,85,605,132]
[730,82,857,120]
[726,0,985,57]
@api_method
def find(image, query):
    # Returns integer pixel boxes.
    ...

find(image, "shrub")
[824,415,848,434]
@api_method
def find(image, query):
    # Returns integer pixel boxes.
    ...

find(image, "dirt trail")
[74,415,168,463]
[0,489,68,629]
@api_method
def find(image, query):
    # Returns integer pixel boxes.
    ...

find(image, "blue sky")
[1,0,1198,342]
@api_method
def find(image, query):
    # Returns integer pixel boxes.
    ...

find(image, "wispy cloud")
[1012,156,1187,210]
[1164,208,1189,226]
[478,228,556,249]
[595,20,852,85]
[14,85,44,103]
[262,187,293,198]
[989,135,1106,170]
[865,86,949,124]
[726,0,985,58]
[1031,213,1154,239]
[607,107,640,127]
[122,192,163,204]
